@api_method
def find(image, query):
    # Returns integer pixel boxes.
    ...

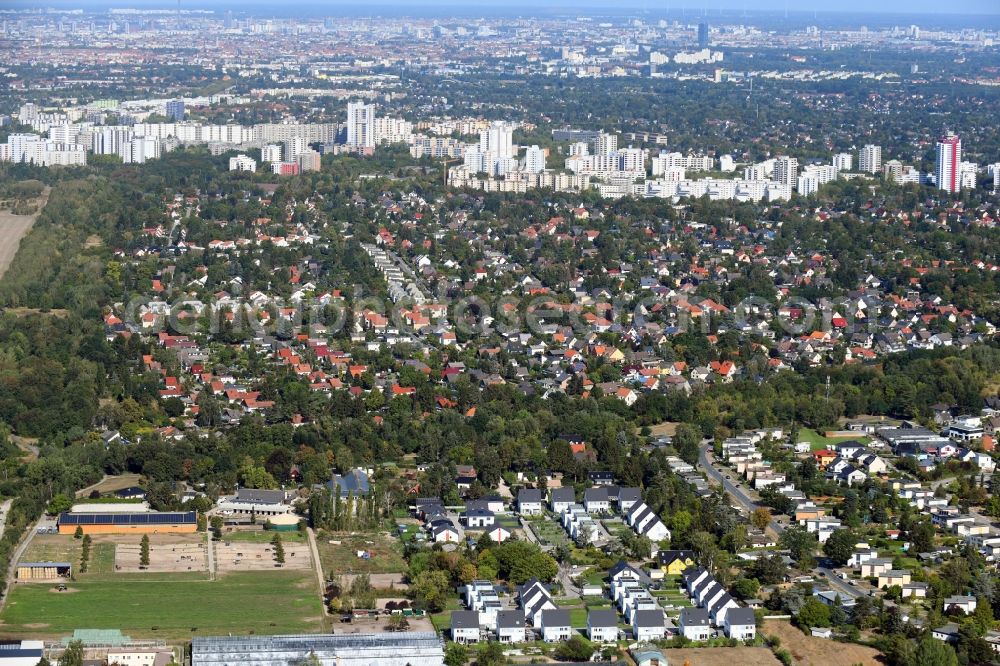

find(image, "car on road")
[725,475,731,479]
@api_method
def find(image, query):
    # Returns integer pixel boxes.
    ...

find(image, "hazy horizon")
[3,0,999,16]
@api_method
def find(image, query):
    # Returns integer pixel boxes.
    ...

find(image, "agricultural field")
[0,570,325,640]
[315,531,408,578]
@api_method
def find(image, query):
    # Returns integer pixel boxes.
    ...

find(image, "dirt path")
[306,527,328,616]
[0,187,49,280]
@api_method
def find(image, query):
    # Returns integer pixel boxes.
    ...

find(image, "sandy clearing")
[0,187,49,280]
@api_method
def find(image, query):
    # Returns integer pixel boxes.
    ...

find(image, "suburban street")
[698,442,864,599]
[698,442,786,536]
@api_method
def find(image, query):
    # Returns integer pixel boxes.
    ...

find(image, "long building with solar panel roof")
[57,510,197,535]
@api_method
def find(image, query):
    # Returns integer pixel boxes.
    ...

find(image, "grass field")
[315,531,407,577]
[797,429,871,451]
[0,571,324,640]
[222,530,306,543]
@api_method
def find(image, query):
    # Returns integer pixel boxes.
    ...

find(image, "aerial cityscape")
[0,1,999,665]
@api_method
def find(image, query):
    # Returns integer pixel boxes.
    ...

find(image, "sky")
[6,0,1000,16]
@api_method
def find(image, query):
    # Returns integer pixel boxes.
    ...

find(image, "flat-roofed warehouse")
[191,632,444,666]
[57,511,197,535]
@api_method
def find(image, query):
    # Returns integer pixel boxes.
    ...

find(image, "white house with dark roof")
[540,609,572,642]
[724,607,757,640]
[519,578,556,627]
[517,488,543,515]
[944,595,977,614]
[679,607,710,641]
[632,609,666,642]
[583,487,611,514]
[451,610,482,644]
[549,487,575,513]
[587,609,619,643]
[496,610,526,643]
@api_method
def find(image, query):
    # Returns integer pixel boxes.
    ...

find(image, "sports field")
[0,570,325,640]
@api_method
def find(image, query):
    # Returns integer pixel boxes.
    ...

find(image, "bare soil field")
[215,540,312,572]
[0,188,48,280]
[764,620,884,666]
[647,421,680,438]
[656,647,781,666]
[74,474,144,498]
[115,540,207,574]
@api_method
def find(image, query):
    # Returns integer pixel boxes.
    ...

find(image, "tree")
[913,634,958,666]
[731,577,760,600]
[751,554,788,585]
[475,640,506,666]
[47,494,72,516]
[36,659,52,666]
[73,525,83,539]
[780,526,817,568]
[553,635,594,661]
[272,534,285,564]
[796,596,832,629]
[57,641,84,666]
[411,570,450,612]
[750,507,772,531]
[674,423,702,465]
[822,529,856,567]
[140,534,150,567]
[444,643,468,666]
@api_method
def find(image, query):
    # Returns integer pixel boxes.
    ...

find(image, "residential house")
[583,487,611,514]
[678,607,710,641]
[540,609,573,642]
[724,607,757,640]
[944,596,977,615]
[463,508,496,529]
[496,610,526,643]
[519,578,556,627]
[632,609,666,641]
[659,550,696,575]
[588,609,619,643]
[485,525,512,543]
[451,610,482,644]
[517,489,544,516]
[549,487,575,513]
[877,570,912,588]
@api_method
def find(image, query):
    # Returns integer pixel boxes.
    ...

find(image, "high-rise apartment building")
[346,102,375,148]
[165,100,185,122]
[480,122,514,160]
[262,144,283,163]
[860,144,882,174]
[772,156,798,189]
[833,153,853,173]
[524,145,546,173]
[935,133,961,193]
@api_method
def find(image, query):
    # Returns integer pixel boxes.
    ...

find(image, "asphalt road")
[698,442,864,599]
[698,442,785,536]
[816,565,864,599]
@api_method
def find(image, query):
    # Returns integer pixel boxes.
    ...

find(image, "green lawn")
[223,530,306,543]
[797,428,871,451]
[0,571,324,640]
